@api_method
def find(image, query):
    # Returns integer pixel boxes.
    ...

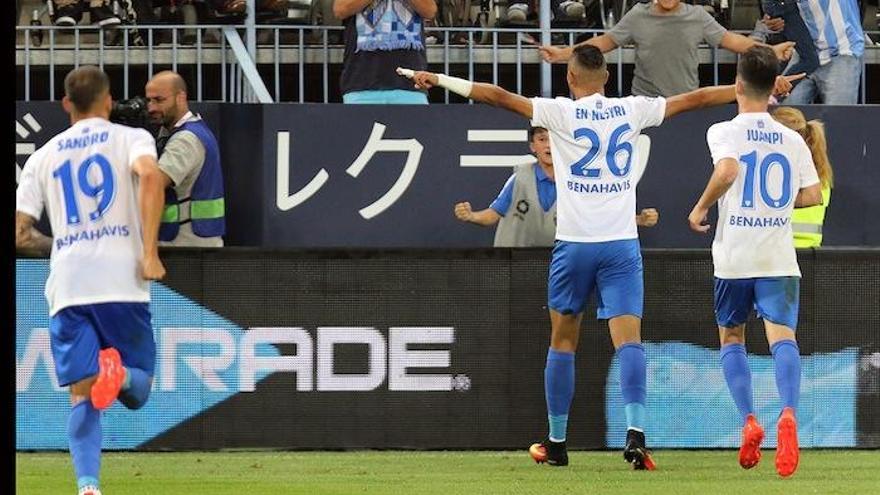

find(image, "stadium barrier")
[14,22,880,104]
[16,248,880,450]
[15,101,880,248]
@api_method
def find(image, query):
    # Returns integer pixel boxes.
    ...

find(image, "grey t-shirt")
[609,3,727,97]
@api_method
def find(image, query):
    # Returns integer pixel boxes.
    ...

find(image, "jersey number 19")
[52,153,117,225]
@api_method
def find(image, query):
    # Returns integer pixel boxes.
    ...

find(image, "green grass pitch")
[16,450,880,495]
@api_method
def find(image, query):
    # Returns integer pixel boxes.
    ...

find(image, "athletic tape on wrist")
[436,74,473,98]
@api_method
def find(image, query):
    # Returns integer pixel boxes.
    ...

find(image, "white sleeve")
[706,123,738,165]
[530,97,567,131]
[127,128,158,169]
[798,141,820,188]
[16,153,44,220]
[627,96,667,130]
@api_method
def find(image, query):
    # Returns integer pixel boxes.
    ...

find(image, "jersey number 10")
[52,153,117,225]
[739,150,792,209]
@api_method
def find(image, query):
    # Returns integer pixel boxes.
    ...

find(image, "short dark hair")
[571,44,606,73]
[528,126,548,142]
[64,66,110,113]
[737,46,778,99]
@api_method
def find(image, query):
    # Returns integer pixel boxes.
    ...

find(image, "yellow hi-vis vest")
[792,184,831,248]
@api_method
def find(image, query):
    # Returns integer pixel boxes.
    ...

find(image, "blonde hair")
[771,107,833,188]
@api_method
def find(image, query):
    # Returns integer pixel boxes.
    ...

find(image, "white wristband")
[436,74,474,98]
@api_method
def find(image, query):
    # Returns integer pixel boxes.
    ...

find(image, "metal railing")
[15,22,880,104]
[16,23,274,103]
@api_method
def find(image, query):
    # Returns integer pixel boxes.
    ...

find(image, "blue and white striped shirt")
[798,0,865,65]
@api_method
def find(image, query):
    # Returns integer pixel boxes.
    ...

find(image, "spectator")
[146,71,226,247]
[435,0,468,28]
[52,0,121,27]
[507,0,586,24]
[766,0,865,104]
[759,0,819,77]
[208,0,247,14]
[539,0,795,97]
[454,126,658,247]
[333,0,436,104]
[771,107,834,248]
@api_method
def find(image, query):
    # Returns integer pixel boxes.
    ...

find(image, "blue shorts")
[548,239,644,318]
[49,302,156,387]
[714,277,800,330]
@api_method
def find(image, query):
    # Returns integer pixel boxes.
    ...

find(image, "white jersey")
[16,117,158,315]
[531,94,666,242]
[706,113,820,279]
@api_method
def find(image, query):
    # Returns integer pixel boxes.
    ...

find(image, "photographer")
[145,71,225,247]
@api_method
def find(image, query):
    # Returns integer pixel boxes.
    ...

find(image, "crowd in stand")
[16,0,879,32]
[15,1,879,104]
[16,0,291,27]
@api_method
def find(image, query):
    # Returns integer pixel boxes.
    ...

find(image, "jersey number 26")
[569,123,633,179]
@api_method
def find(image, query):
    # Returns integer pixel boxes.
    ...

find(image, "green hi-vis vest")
[792,184,831,248]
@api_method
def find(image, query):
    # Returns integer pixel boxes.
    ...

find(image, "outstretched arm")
[538,34,619,64]
[398,68,533,119]
[719,31,794,61]
[664,85,736,119]
[665,73,806,119]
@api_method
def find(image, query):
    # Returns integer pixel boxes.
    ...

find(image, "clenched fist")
[637,208,659,228]
[454,202,475,222]
[141,254,166,281]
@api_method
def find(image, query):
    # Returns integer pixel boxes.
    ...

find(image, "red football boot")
[91,347,125,410]
[739,414,765,469]
[775,407,800,478]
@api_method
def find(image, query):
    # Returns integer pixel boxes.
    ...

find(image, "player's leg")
[92,303,157,410]
[767,319,800,478]
[529,309,583,466]
[755,277,801,477]
[714,277,763,469]
[719,324,764,469]
[529,241,596,466]
[607,316,656,470]
[719,325,755,420]
[49,306,105,495]
[68,378,103,495]
[595,239,654,470]
[546,309,584,444]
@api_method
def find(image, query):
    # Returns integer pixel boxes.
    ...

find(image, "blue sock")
[118,367,152,410]
[617,343,647,432]
[544,348,575,442]
[771,340,801,411]
[68,400,101,490]
[720,343,755,422]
